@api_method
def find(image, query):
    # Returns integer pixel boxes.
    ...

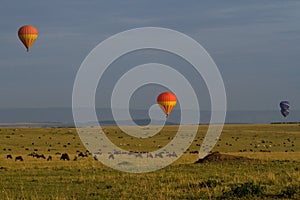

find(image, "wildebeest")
[108,154,114,160]
[169,152,178,157]
[155,152,163,158]
[6,154,12,159]
[27,152,36,157]
[93,155,98,161]
[60,153,70,161]
[86,150,92,156]
[36,154,46,159]
[78,152,88,157]
[27,152,46,159]
[73,156,77,161]
[15,156,23,161]
[47,155,52,161]
[135,153,143,158]
[147,153,153,158]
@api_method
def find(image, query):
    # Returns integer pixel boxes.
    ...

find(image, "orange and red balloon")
[157,92,177,117]
[18,25,38,52]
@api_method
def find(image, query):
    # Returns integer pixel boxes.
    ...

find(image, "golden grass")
[0,124,299,199]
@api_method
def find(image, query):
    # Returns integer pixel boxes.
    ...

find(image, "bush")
[199,179,221,188]
[219,182,265,199]
[279,185,300,198]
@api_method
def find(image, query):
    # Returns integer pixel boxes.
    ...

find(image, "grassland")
[0,124,300,199]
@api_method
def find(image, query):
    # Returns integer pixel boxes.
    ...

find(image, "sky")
[0,0,300,111]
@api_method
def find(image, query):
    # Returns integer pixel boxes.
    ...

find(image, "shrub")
[219,182,265,199]
[279,185,300,198]
[199,179,221,188]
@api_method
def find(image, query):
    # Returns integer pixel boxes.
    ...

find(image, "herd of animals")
[5,151,179,162]
[5,151,91,162]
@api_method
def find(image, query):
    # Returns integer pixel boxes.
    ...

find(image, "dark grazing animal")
[93,155,98,161]
[155,152,163,158]
[27,152,36,157]
[47,155,52,161]
[6,154,12,159]
[36,154,46,159]
[147,153,153,158]
[15,156,23,161]
[108,154,114,160]
[27,152,46,159]
[78,152,88,157]
[73,156,77,161]
[60,153,70,161]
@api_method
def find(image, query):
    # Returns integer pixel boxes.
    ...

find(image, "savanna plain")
[0,124,300,199]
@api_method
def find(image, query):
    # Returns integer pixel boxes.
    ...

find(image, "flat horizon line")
[0,107,297,112]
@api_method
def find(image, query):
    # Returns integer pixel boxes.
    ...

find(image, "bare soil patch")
[194,151,253,163]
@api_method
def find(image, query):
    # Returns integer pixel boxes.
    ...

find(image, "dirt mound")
[194,152,252,164]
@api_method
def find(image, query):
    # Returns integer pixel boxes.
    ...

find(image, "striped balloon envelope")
[279,101,290,110]
[280,109,290,117]
[280,101,290,117]
[157,92,177,117]
[18,25,38,52]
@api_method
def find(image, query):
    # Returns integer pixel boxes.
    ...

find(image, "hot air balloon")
[279,101,290,117]
[280,101,290,110]
[18,25,38,52]
[157,92,177,117]
[280,109,290,117]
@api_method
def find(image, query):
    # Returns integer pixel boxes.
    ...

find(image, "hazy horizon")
[0,107,298,125]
